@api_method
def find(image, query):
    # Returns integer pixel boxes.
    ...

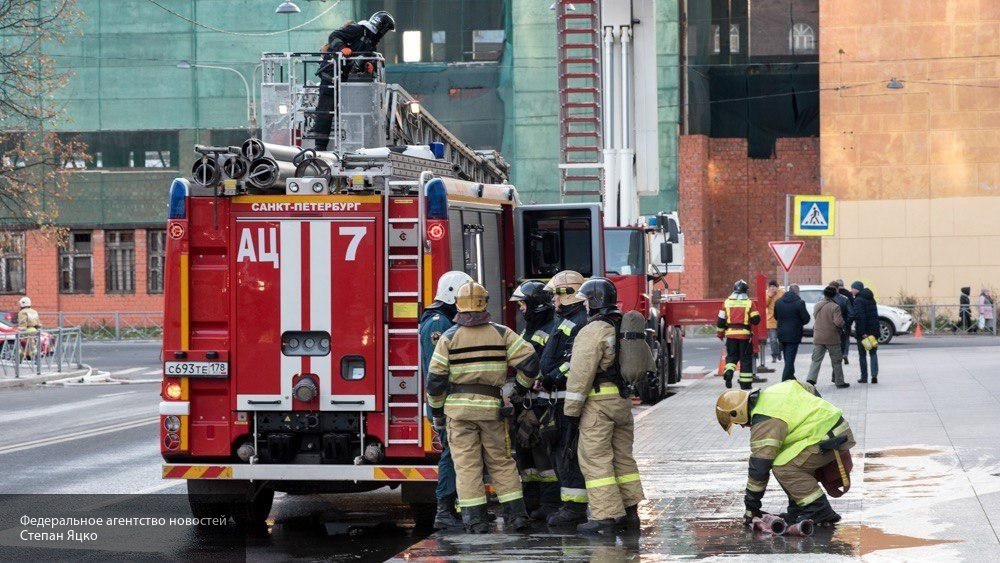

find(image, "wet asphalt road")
[1,335,996,560]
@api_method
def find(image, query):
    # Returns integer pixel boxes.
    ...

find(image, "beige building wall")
[819,0,1000,302]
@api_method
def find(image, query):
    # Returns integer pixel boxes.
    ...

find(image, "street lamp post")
[177,60,258,130]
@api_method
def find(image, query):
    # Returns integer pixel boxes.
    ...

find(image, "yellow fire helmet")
[545,270,586,305]
[455,281,489,313]
[716,389,751,434]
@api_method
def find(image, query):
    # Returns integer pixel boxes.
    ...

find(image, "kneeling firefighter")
[427,281,540,533]
[539,270,589,526]
[716,379,855,527]
[565,278,645,535]
[508,280,561,521]
[718,279,763,390]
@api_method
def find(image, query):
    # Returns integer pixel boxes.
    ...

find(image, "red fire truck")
[158,52,715,526]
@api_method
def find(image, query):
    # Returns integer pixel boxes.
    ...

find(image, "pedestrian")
[806,286,848,388]
[540,270,590,527]
[850,281,879,384]
[418,271,472,530]
[773,285,810,381]
[833,279,855,362]
[715,380,856,527]
[717,279,764,390]
[765,280,784,363]
[508,280,561,521]
[830,280,853,365]
[979,288,995,333]
[426,281,539,533]
[309,11,395,150]
[565,278,644,535]
[957,287,973,332]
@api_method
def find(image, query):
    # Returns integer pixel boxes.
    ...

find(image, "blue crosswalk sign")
[793,195,835,236]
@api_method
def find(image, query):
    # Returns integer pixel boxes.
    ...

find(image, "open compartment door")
[514,203,604,282]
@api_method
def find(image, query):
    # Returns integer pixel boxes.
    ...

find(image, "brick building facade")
[674,135,821,299]
[0,229,164,325]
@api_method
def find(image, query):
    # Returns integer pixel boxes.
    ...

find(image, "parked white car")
[796,285,913,344]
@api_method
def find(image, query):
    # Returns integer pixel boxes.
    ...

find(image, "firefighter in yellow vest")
[426,281,540,533]
[717,279,763,390]
[565,278,644,535]
[17,297,41,359]
[716,380,856,526]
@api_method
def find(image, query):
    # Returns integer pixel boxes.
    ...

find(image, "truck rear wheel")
[186,480,274,530]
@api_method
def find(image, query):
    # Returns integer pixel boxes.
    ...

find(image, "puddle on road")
[865,447,943,458]
[833,524,961,556]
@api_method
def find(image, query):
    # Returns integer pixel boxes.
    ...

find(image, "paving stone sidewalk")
[395,343,1000,560]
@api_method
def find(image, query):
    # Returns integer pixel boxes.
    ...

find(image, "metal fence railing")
[0,327,84,379]
[894,303,997,336]
[36,312,163,341]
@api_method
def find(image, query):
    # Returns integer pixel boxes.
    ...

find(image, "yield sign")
[769,241,805,272]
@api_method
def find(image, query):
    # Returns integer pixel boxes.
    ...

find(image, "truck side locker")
[514,203,605,282]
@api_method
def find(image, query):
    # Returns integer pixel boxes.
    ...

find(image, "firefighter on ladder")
[508,280,562,521]
[716,380,856,527]
[540,270,590,526]
[426,281,539,533]
[718,279,765,390]
[565,278,644,535]
[419,271,473,530]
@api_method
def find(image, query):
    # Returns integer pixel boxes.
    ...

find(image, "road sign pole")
[784,194,791,287]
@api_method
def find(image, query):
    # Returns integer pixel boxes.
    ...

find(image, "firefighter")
[419,270,473,530]
[310,11,396,150]
[508,280,561,521]
[565,278,644,535]
[17,297,41,359]
[718,279,763,390]
[716,380,856,526]
[427,281,539,534]
[540,270,590,526]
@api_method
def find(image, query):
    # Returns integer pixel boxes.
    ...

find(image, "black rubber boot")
[547,502,588,526]
[871,375,878,384]
[433,498,463,531]
[723,370,733,388]
[577,518,618,535]
[529,502,560,521]
[615,504,640,532]
[779,499,803,524]
[798,495,841,526]
[739,382,753,391]
[501,498,532,533]
[461,504,491,534]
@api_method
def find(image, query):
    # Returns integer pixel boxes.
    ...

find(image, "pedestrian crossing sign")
[793,195,835,236]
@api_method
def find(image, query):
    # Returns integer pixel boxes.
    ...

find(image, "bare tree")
[0,0,86,231]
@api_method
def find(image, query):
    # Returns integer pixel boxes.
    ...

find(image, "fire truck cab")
[159,52,683,526]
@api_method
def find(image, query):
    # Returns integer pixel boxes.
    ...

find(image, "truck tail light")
[163,415,181,432]
[163,379,183,400]
[282,331,331,356]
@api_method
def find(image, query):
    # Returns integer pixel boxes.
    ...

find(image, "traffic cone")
[717,351,726,376]
[914,324,923,338]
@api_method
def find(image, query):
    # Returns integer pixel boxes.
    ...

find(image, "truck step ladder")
[383,180,425,448]
[555,0,604,198]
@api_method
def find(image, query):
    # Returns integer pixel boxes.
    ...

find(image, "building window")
[59,231,93,294]
[105,230,135,294]
[712,24,721,54]
[402,30,423,62]
[0,234,25,294]
[362,0,505,63]
[147,229,167,294]
[789,23,816,54]
[729,24,740,54]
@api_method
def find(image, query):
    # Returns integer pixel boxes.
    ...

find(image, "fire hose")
[750,513,814,537]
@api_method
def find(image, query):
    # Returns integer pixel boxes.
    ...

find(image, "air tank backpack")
[617,310,655,385]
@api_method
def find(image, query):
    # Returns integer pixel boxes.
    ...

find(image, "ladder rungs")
[565,131,599,137]
[561,43,598,50]
[388,365,419,371]
[561,72,599,80]
[564,102,599,108]
[564,175,602,182]
[564,147,601,152]
[387,439,421,445]
[388,218,418,224]
[561,58,599,65]
[388,291,419,297]
[388,402,420,408]
[387,254,416,260]
[388,328,419,335]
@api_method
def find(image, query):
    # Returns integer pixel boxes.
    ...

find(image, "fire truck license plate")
[164,362,229,377]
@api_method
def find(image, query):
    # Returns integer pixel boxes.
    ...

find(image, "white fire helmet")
[19,297,31,308]
[434,271,474,305]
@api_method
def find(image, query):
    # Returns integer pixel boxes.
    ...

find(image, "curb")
[0,368,94,389]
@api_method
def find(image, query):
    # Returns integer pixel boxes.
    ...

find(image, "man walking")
[807,286,848,389]
[850,281,880,384]
[830,281,853,365]
[773,285,810,381]
[418,271,472,530]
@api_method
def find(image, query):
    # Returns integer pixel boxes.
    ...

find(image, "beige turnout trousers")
[447,417,523,508]
[577,388,645,520]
